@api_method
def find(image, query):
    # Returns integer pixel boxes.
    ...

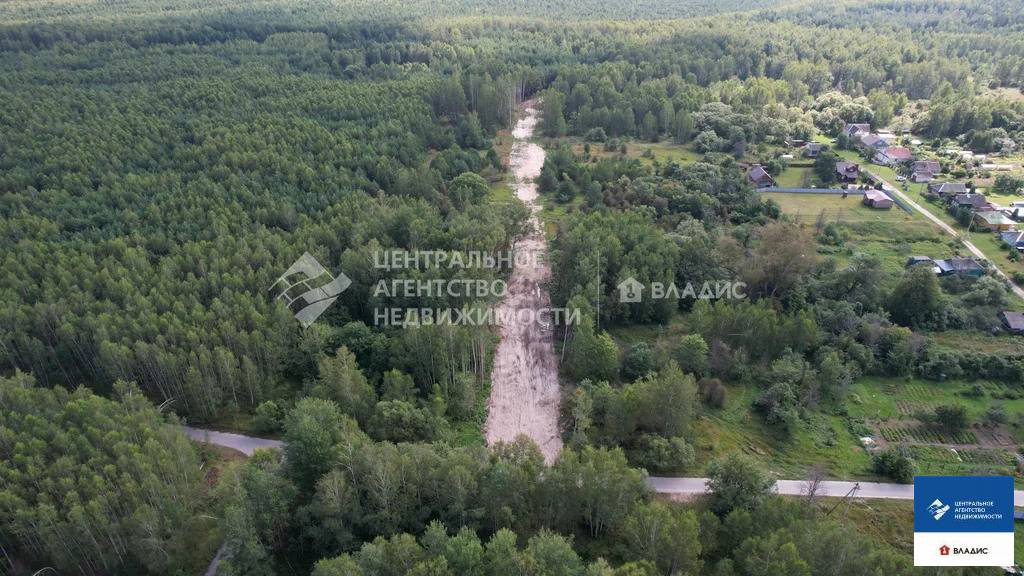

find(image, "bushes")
[873,446,917,483]
[632,434,695,473]
[698,378,729,409]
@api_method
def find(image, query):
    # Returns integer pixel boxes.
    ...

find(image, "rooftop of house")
[836,161,859,175]
[1001,230,1024,244]
[1002,311,1024,331]
[952,193,989,207]
[975,211,1015,226]
[860,134,885,146]
[880,147,911,160]
[930,182,968,194]
[912,160,941,172]
[748,165,771,181]
[934,257,984,272]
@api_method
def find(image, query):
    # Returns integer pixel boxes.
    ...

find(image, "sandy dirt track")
[484,100,563,463]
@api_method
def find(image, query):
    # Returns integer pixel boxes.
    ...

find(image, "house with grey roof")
[911,160,941,174]
[1000,311,1024,335]
[932,258,984,277]
[835,162,860,182]
[747,165,774,188]
[928,182,968,197]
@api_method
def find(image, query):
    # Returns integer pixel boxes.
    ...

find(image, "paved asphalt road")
[648,476,916,499]
[650,476,1024,507]
[184,427,1024,506]
[871,170,1024,301]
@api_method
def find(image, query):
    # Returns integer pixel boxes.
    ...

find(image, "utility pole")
[825,482,860,518]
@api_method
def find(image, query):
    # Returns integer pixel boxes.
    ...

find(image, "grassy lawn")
[1017,521,1024,565]
[489,180,517,202]
[772,166,814,188]
[763,191,911,223]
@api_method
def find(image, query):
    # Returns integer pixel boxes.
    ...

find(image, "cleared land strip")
[183,426,1024,506]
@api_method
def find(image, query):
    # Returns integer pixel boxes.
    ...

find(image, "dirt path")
[870,171,1024,301]
[484,100,563,464]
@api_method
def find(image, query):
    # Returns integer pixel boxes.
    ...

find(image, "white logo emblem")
[927,499,950,521]
[271,252,351,327]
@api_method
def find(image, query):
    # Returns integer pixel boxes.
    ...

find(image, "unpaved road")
[484,100,563,463]
[182,426,282,455]
[872,172,1024,301]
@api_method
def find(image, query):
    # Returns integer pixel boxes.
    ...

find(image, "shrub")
[873,446,917,483]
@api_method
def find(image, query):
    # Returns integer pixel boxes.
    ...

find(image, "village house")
[951,194,991,211]
[803,142,822,157]
[835,161,860,182]
[874,147,912,165]
[875,130,897,144]
[747,165,774,188]
[999,311,1024,335]
[843,123,871,137]
[1001,208,1024,223]
[932,257,984,277]
[910,171,934,183]
[928,182,968,197]
[911,160,941,174]
[973,211,1016,231]
[786,139,806,148]
[859,133,890,150]
[862,189,893,209]
[1000,230,1024,249]
[906,256,933,267]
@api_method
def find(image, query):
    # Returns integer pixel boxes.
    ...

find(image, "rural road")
[870,170,1024,301]
[184,426,1024,506]
[650,476,1024,507]
[182,426,282,455]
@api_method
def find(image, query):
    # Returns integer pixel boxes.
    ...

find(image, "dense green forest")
[3,0,1024,573]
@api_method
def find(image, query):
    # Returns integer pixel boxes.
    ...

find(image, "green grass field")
[772,166,815,188]
[763,191,911,223]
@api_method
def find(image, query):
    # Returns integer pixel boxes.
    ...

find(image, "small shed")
[906,256,932,267]
[862,190,893,209]
[1000,312,1024,335]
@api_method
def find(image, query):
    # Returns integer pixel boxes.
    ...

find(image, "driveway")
[869,171,1024,301]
